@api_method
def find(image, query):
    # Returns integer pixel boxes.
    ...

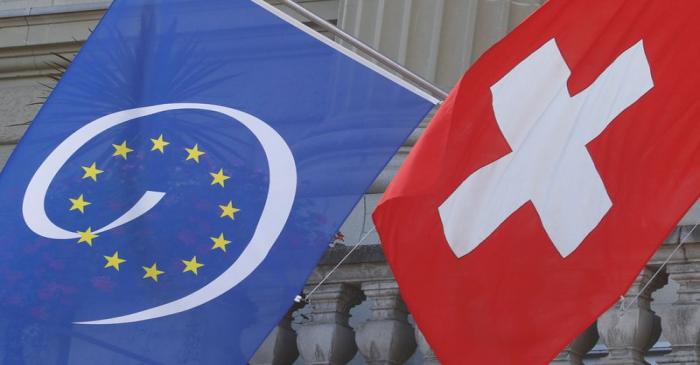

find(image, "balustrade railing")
[251,225,700,365]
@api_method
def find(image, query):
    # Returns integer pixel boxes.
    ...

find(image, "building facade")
[0,1,698,364]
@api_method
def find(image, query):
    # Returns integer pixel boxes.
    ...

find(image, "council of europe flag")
[0,0,436,363]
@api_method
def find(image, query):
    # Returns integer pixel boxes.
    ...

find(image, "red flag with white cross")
[373,0,700,363]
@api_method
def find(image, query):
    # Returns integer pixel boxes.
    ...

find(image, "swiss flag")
[372,0,700,364]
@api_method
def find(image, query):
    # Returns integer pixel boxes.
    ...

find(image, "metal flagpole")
[278,0,449,101]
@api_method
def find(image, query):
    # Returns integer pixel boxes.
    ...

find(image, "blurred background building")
[0,0,698,364]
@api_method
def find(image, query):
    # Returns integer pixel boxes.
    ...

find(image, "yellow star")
[185,144,205,163]
[150,134,170,153]
[210,169,230,187]
[210,233,232,252]
[76,227,98,246]
[81,162,104,182]
[112,141,134,160]
[182,256,204,275]
[69,194,91,213]
[143,263,164,282]
[104,251,126,271]
[219,201,240,220]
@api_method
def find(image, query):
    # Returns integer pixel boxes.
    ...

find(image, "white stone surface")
[339,0,545,90]
[0,0,106,12]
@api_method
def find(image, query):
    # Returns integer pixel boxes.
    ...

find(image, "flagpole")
[278,0,449,101]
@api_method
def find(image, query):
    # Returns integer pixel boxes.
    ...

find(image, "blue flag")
[0,0,435,363]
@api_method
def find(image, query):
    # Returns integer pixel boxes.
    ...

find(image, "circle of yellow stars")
[69,134,242,282]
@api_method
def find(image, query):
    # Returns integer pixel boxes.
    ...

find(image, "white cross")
[438,39,653,258]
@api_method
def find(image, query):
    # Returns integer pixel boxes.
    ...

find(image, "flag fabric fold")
[374,0,700,363]
[0,0,435,363]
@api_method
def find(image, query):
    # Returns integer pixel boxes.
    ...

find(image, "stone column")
[355,281,416,365]
[296,283,364,365]
[250,309,299,365]
[415,327,440,365]
[550,323,598,365]
[597,267,666,365]
[659,262,700,364]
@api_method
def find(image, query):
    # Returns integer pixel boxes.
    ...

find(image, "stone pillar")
[355,281,416,365]
[597,267,666,365]
[297,283,364,365]
[551,322,598,365]
[250,309,299,365]
[659,262,700,364]
[415,327,440,365]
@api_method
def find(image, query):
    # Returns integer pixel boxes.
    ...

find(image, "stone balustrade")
[251,225,700,364]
